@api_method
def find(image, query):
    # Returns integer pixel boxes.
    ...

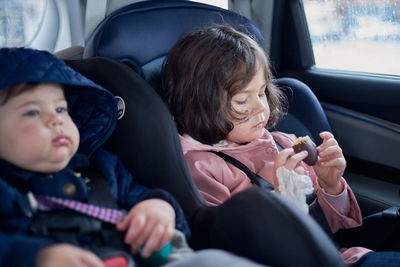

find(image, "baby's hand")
[36,244,104,267]
[273,148,309,192]
[116,199,175,258]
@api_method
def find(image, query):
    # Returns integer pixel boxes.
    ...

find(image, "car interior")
[55,0,400,218]
[59,1,348,266]
[64,55,344,267]
[2,0,400,266]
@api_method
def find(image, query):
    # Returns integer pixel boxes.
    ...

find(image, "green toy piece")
[137,242,172,267]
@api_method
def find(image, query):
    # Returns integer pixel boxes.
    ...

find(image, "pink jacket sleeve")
[184,151,254,206]
[316,182,362,233]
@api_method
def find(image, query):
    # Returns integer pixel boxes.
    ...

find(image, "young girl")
[161,25,400,266]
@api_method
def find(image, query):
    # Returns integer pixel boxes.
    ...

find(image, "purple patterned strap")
[34,195,125,224]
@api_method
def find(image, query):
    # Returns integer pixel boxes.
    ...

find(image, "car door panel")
[283,69,400,216]
[323,104,400,170]
[324,104,400,215]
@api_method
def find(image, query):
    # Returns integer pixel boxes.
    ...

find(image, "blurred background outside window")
[0,0,46,47]
[303,0,400,76]
[3,0,398,76]
[191,0,228,9]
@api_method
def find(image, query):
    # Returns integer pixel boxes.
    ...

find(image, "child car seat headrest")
[65,57,207,220]
[83,0,331,144]
[83,0,262,82]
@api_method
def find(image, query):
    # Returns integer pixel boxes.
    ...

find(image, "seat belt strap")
[34,195,125,224]
[30,163,129,251]
[33,165,126,224]
[274,139,284,152]
[209,150,274,190]
[209,137,283,190]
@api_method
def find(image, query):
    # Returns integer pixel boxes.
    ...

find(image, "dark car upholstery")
[78,1,346,265]
[66,56,343,266]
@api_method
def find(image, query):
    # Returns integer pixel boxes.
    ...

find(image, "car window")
[303,0,400,76]
[0,0,46,47]
[191,0,228,9]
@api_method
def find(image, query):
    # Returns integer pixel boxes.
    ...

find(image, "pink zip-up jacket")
[180,129,372,265]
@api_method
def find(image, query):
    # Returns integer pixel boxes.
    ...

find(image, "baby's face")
[0,83,79,173]
[227,67,270,144]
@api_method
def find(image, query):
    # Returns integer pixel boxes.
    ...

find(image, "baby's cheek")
[71,124,80,145]
[66,119,80,149]
[11,139,46,169]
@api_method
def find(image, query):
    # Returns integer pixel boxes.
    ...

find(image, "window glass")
[191,0,228,9]
[303,0,400,76]
[0,0,46,47]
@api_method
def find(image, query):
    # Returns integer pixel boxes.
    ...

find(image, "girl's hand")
[273,148,309,192]
[37,244,104,267]
[313,131,346,195]
[116,199,175,258]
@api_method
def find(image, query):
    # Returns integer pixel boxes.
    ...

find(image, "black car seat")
[79,0,347,265]
[81,0,400,259]
[83,0,330,145]
[65,56,343,267]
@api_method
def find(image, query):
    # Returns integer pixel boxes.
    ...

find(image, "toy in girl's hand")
[137,242,172,267]
[292,136,318,165]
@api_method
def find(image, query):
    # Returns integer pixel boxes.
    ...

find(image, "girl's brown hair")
[161,25,286,144]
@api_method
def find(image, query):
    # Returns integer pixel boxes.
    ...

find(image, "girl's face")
[227,67,270,144]
[0,83,80,173]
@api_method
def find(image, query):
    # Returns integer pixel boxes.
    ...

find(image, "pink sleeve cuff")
[320,178,350,215]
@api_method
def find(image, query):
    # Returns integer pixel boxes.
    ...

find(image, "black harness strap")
[30,164,134,263]
[84,167,121,209]
[82,166,128,251]
[210,151,274,190]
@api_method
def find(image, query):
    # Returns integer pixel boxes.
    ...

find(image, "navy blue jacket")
[0,48,189,266]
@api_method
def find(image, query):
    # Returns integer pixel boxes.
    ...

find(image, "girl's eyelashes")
[258,87,267,98]
[235,99,248,105]
[234,86,267,105]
